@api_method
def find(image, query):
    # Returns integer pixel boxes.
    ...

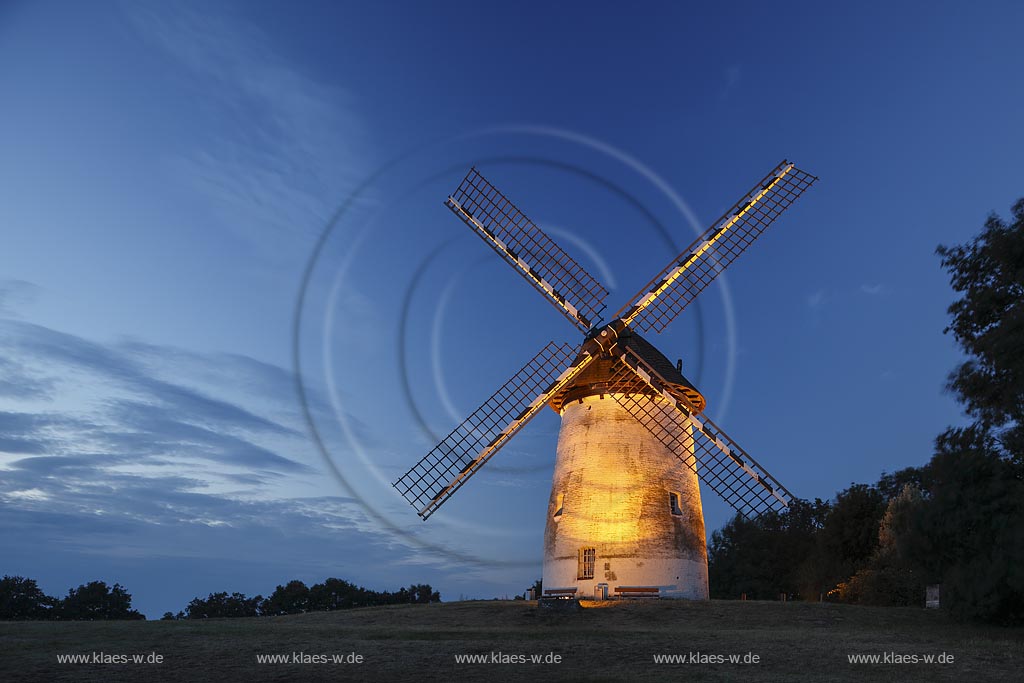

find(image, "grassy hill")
[1,599,1020,682]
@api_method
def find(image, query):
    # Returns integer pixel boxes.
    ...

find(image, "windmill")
[394,161,817,599]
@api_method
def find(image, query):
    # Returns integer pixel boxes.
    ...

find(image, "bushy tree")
[406,584,440,604]
[262,580,310,616]
[186,592,262,619]
[876,466,927,501]
[0,576,55,620]
[709,498,829,600]
[842,484,926,606]
[912,198,1024,623]
[57,581,144,620]
[937,198,1024,464]
[904,429,1024,623]
[177,578,441,618]
[809,484,885,597]
[308,578,362,611]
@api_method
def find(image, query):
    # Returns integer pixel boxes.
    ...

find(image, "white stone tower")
[542,334,709,600]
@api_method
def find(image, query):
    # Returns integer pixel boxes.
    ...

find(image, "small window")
[577,548,596,580]
[669,491,683,516]
[553,493,564,518]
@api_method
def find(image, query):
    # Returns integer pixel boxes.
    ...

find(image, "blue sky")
[1,0,1022,617]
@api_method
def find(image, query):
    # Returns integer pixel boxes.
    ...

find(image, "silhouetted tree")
[308,578,360,611]
[262,580,310,616]
[57,581,143,620]
[709,498,829,600]
[176,578,440,618]
[842,483,926,606]
[0,576,55,620]
[876,466,927,501]
[407,584,440,604]
[812,484,886,594]
[186,592,262,619]
[904,199,1024,623]
[937,198,1024,464]
[901,429,1024,623]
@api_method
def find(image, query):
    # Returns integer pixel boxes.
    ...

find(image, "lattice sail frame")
[607,343,793,518]
[616,160,818,333]
[446,168,609,331]
[393,342,596,519]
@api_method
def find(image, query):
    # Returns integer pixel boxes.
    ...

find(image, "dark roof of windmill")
[619,328,697,391]
[547,328,706,413]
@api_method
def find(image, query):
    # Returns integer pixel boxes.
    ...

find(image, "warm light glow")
[543,394,709,599]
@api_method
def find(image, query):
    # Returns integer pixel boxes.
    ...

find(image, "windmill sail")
[607,343,793,518]
[396,162,815,524]
[614,160,817,334]
[446,167,609,331]
[393,341,595,520]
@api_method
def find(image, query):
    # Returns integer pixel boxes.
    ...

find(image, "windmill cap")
[547,328,706,414]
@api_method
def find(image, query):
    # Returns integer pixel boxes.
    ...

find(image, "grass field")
[0,599,1020,682]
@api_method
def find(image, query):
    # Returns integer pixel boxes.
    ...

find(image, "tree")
[937,198,1024,464]
[904,429,1024,623]
[843,484,926,606]
[186,592,262,619]
[876,466,927,502]
[406,584,440,604]
[308,578,361,611]
[916,199,1024,623]
[57,581,144,620]
[811,484,886,595]
[174,578,441,618]
[0,576,55,620]
[709,498,830,600]
[262,580,310,616]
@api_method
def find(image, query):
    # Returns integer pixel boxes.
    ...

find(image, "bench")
[615,586,661,599]
[542,588,578,600]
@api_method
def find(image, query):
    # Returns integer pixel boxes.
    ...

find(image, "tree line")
[709,198,1024,625]
[0,575,439,621]
[162,579,440,620]
[0,577,143,620]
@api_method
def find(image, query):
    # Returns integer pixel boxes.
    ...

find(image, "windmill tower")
[394,162,817,599]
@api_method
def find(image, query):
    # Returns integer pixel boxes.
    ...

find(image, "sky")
[1,0,1023,618]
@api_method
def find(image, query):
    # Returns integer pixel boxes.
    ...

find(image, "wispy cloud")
[860,283,885,295]
[2,319,298,439]
[0,356,55,400]
[0,279,40,316]
[0,313,465,613]
[806,289,827,310]
[125,2,368,258]
[0,320,317,505]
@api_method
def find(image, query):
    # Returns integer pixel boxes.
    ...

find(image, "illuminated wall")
[542,393,708,599]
